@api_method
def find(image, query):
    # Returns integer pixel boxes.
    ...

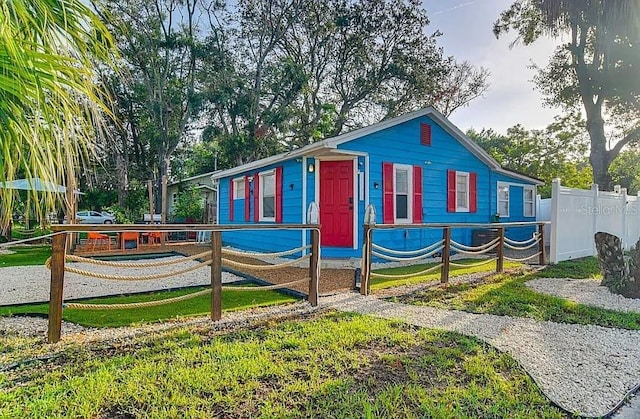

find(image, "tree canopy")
[494,0,640,190]
[92,0,490,203]
[469,114,593,197]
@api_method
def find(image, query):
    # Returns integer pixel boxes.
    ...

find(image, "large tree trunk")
[586,116,613,191]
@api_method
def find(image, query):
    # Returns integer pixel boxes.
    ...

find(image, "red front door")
[320,160,354,247]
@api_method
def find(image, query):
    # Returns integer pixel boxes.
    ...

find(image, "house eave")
[169,170,220,187]
[494,168,545,185]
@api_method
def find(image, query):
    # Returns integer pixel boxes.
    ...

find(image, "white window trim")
[497,181,510,218]
[232,177,245,200]
[456,171,470,213]
[523,185,536,217]
[393,164,413,224]
[258,170,276,222]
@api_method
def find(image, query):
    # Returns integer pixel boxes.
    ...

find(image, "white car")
[75,210,115,224]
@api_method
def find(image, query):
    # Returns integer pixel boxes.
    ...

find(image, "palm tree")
[0,0,117,230]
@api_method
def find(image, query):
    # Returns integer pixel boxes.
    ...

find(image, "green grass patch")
[0,286,296,328]
[394,257,640,330]
[0,246,51,267]
[0,313,565,418]
[371,259,521,290]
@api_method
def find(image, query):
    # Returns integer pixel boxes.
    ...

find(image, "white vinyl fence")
[538,179,640,263]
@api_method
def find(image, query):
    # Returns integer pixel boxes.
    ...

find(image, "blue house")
[212,108,542,258]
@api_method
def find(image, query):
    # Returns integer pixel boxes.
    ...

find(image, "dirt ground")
[172,243,355,295]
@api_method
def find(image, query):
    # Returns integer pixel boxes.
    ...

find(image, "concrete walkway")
[322,292,640,418]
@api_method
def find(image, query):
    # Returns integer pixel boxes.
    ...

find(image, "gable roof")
[211,107,543,185]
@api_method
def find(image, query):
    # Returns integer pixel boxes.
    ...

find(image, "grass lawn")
[0,312,566,418]
[391,257,640,330]
[0,245,51,267]
[371,259,522,290]
[0,286,296,328]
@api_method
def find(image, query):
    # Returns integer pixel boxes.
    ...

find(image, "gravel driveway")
[0,255,243,306]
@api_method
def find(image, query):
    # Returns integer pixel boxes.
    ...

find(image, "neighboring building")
[212,108,542,258]
[166,171,218,223]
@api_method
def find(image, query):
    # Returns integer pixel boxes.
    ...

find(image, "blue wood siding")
[490,172,537,241]
[216,114,538,258]
[334,115,493,256]
[220,159,306,253]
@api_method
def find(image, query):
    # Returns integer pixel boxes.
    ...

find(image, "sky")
[422,0,563,133]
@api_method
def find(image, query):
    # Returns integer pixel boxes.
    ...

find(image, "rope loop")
[222,255,310,271]
[503,239,540,251]
[222,245,311,258]
[65,251,212,268]
[222,278,310,291]
[449,258,497,268]
[59,259,213,281]
[450,240,499,255]
[504,252,542,262]
[64,288,211,310]
[371,245,444,262]
[504,234,540,246]
[371,240,444,256]
[450,236,500,252]
[370,263,443,279]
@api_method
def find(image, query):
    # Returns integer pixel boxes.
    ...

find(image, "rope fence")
[359,215,548,295]
[44,224,322,343]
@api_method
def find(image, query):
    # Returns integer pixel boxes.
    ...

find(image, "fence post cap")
[364,204,376,226]
[307,201,319,224]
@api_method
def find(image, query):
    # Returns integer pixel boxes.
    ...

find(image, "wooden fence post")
[538,223,546,265]
[48,232,67,343]
[496,227,505,273]
[361,225,373,295]
[440,227,451,284]
[308,228,319,306]
[161,175,167,248]
[211,230,222,321]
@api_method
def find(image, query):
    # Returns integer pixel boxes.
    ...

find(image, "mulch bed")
[172,244,355,295]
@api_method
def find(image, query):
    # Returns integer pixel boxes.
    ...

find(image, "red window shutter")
[383,162,394,224]
[420,123,432,146]
[229,178,234,222]
[413,165,423,223]
[469,172,477,213]
[447,170,456,212]
[253,173,260,222]
[244,175,250,221]
[275,166,283,223]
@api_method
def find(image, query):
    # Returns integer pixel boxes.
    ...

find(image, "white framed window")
[233,178,245,200]
[524,186,536,217]
[497,182,510,217]
[259,170,275,221]
[456,171,470,212]
[394,164,413,223]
